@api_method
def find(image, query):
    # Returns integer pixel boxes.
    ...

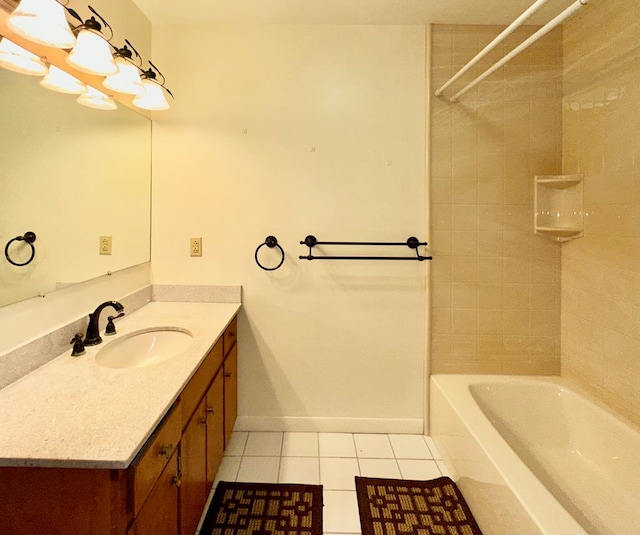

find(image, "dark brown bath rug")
[356,476,483,535]
[199,481,323,535]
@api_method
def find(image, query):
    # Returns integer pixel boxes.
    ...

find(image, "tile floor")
[197,431,449,535]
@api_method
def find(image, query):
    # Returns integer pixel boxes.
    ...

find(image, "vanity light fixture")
[132,61,173,111]
[3,3,174,111]
[66,6,117,76]
[102,41,143,96]
[77,85,117,110]
[7,0,76,49]
[0,36,47,75]
[40,64,87,94]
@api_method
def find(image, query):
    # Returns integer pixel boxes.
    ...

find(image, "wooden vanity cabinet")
[0,314,239,535]
[205,371,225,493]
[223,343,238,446]
[128,450,180,535]
[179,397,208,535]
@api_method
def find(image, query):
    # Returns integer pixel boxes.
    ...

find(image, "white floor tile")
[319,433,356,457]
[236,456,280,483]
[224,431,248,456]
[353,434,394,458]
[215,455,242,484]
[389,434,433,459]
[424,436,442,459]
[279,457,320,484]
[397,459,441,480]
[282,432,319,457]
[358,458,401,479]
[244,431,283,456]
[320,457,360,490]
[323,490,361,533]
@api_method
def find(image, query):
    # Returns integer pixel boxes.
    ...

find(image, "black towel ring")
[5,231,37,267]
[254,235,285,271]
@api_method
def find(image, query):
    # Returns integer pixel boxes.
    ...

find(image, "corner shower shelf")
[534,174,584,243]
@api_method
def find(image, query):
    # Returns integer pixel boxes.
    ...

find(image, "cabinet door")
[223,344,238,447]
[128,451,179,535]
[130,404,182,517]
[180,398,207,535]
[206,371,225,493]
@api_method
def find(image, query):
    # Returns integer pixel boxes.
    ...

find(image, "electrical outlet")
[99,235,112,255]
[190,237,202,257]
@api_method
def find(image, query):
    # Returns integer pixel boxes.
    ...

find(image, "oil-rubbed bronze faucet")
[84,301,125,346]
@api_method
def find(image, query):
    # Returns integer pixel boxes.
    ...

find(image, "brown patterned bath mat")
[356,476,483,535]
[199,481,323,535]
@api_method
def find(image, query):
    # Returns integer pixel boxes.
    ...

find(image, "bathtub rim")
[430,374,589,535]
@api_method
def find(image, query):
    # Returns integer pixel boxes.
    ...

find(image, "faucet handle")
[105,312,125,336]
[70,333,86,357]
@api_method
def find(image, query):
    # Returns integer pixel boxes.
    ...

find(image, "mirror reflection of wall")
[0,61,151,307]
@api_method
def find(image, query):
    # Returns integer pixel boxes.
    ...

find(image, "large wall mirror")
[0,59,151,307]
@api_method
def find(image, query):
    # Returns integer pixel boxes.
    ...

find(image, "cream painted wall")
[0,0,152,355]
[151,25,427,432]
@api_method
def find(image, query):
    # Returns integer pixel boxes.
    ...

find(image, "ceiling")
[131,0,572,26]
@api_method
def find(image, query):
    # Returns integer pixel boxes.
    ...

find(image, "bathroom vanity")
[0,302,240,535]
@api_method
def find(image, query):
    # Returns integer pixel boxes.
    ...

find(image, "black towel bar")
[298,235,432,261]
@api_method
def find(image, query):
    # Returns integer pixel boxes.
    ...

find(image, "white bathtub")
[430,375,640,535]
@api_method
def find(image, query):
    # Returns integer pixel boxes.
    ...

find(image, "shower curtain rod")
[434,0,549,97]
[437,0,589,103]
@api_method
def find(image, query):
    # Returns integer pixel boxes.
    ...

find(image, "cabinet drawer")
[180,339,222,427]
[223,316,237,357]
[130,402,182,516]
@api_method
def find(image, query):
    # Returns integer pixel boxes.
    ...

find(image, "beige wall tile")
[478,283,503,309]
[452,204,479,230]
[430,22,563,376]
[478,309,503,335]
[452,309,478,334]
[451,281,478,308]
[478,256,504,281]
[560,0,640,426]
[451,231,478,256]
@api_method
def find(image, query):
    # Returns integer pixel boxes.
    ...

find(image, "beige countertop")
[0,301,240,469]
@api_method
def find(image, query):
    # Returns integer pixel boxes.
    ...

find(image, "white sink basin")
[95,327,193,369]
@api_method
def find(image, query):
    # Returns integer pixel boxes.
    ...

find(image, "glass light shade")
[40,65,87,94]
[0,37,47,75]
[132,79,170,111]
[66,30,117,76]
[102,57,144,95]
[77,86,117,110]
[7,0,76,49]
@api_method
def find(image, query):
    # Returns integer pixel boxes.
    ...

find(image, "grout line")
[351,432,357,458]
[276,432,284,483]
[387,433,398,459]
[317,432,322,485]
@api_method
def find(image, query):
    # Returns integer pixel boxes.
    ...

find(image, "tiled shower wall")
[430,25,563,374]
[561,0,640,425]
